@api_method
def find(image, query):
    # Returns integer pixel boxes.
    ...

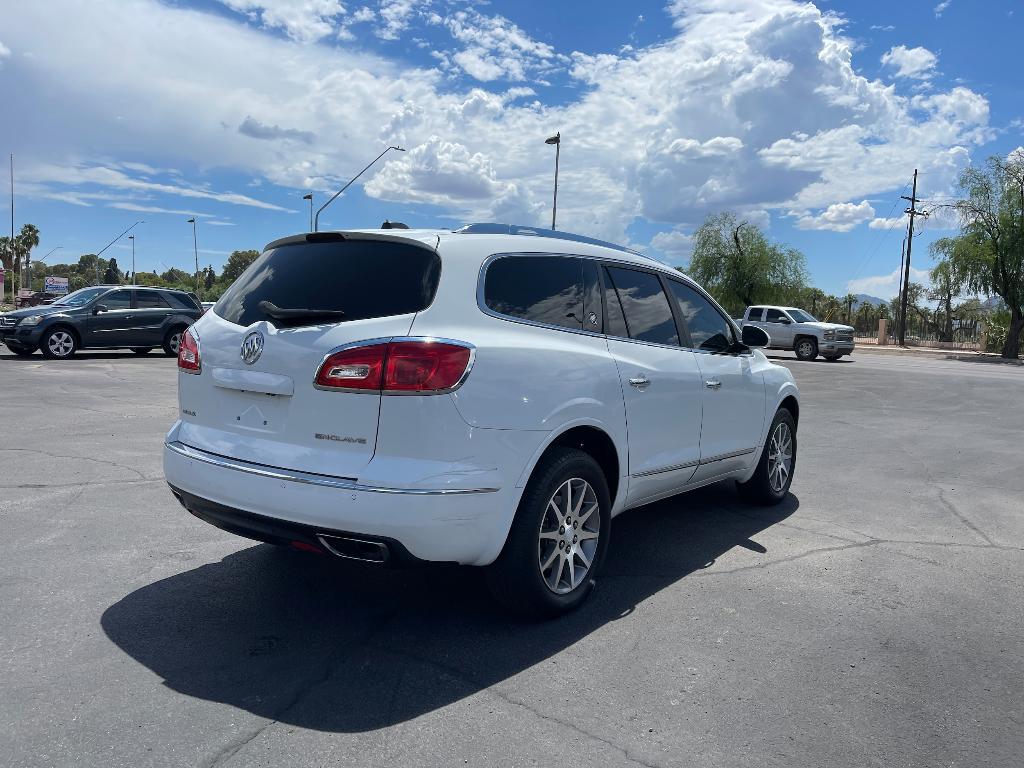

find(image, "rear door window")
[215,239,441,328]
[136,290,171,309]
[484,255,583,331]
[603,266,679,346]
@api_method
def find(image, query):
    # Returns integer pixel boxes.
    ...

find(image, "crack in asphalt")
[371,645,667,768]
[0,447,149,481]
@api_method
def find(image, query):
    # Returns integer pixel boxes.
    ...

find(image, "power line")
[846,179,912,285]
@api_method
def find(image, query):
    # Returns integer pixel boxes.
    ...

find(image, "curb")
[855,346,1023,365]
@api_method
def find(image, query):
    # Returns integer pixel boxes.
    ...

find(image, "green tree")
[221,249,260,283]
[104,257,121,284]
[928,244,967,342]
[942,154,1024,358]
[204,265,216,292]
[843,293,857,324]
[685,213,808,315]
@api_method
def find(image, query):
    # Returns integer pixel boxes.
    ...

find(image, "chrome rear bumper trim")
[165,441,498,495]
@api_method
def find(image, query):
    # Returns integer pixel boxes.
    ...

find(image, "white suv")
[164,225,799,617]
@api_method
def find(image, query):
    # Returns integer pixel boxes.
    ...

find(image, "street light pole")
[128,235,135,281]
[93,221,144,284]
[545,132,561,230]
[302,193,313,231]
[314,146,405,232]
[186,218,200,297]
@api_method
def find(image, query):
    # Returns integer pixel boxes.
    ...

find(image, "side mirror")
[742,325,771,348]
[93,304,108,314]
[779,317,792,325]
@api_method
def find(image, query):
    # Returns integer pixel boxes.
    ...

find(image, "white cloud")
[933,1,952,18]
[870,24,895,31]
[217,0,347,42]
[0,0,994,245]
[377,0,421,41]
[795,200,875,232]
[109,203,215,217]
[847,267,930,298]
[868,216,904,230]
[0,40,10,64]
[442,8,565,82]
[649,230,694,263]
[881,45,938,80]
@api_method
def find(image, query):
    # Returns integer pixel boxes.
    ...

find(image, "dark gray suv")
[0,285,202,359]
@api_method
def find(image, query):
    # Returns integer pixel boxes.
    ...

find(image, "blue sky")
[1,0,1021,298]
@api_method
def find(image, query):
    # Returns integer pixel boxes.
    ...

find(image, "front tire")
[794,337,818,361]
[5,342,36,357]
[162,327,186,357]
[487,448,611,620]
[40,328,77,359]
[738,408,797,505]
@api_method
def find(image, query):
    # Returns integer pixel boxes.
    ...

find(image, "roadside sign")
[45,276,70,295]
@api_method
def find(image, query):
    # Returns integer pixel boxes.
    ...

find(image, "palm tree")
[843,293,857,324]
[14,224,40,292]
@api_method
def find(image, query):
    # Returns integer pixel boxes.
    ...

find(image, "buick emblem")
[240,331,264,365]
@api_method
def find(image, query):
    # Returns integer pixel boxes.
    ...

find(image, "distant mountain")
[853,294,886,308]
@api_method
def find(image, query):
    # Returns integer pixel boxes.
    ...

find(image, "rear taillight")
[178,327,201,374]
[314,338,473,393]
[315,343,386,390]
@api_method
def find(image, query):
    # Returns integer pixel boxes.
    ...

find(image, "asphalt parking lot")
[1,347,1022,767]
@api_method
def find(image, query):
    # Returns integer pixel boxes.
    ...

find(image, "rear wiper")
[258,300,347,322]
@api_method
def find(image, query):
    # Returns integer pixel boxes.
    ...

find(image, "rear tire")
[163,327,186,357]
[738,408,797,505]
[5,342,36,357]
[794,337,818,361]
[487,448,611,620]
[40,328,77,359]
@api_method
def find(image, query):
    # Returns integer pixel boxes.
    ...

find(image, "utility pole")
[9,154,14,305]
[897,169,927,346]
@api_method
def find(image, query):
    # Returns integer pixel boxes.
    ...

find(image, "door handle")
[705,380,722,390]
[628,376,650,389]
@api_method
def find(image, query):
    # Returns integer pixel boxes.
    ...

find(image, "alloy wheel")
[537,477,601,594]
[797,340,814,358]
[169,332,182,355]
[47,331,74,358]
[768,422,793,493]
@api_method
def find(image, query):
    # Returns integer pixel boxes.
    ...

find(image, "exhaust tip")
[317,534,390,564]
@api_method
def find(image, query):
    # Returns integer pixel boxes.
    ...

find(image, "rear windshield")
[214,240,441,328]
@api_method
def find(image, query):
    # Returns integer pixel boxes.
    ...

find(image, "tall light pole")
[186,218,200,296]
[302,193,313,231]
[545,132,561,230]
[8,154,13,305]
[128,235,135,281]
[314,145,405,232]
[93,220,144,284]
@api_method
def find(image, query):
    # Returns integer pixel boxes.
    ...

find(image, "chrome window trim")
[630,448,755,478]
[476,251,705,351]
[165,441,498,494]
[312,336,477,395]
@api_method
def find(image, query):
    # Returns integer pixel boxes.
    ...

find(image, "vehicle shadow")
[0,351,174,362]
[765,353,853,364]
[101,483,798,733]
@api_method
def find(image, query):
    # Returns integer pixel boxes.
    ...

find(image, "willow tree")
[943,154,1024,358]
[685,212,808,316]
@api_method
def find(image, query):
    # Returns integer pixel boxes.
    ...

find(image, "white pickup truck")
[741,305,855,361]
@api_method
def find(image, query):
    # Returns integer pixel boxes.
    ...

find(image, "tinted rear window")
[215,240,441,328]
[484,255,583,331]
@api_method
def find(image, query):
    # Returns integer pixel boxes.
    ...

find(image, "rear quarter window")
[483,255,584,331]
[214,240,441,328]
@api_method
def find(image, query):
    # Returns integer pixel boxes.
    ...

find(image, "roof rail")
[453,223,643,256]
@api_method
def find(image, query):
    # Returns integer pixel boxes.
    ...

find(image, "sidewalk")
[856,343,1023,365]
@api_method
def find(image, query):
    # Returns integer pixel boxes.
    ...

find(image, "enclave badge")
[240,331,264,365]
